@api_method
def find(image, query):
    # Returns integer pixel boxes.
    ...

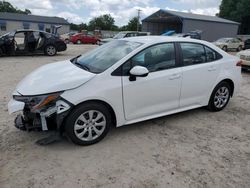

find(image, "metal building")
[0,12,70,35]
[142,9,240,41]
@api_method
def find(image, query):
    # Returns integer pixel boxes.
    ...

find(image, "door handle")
[169,74,181,80]
[208,66,216,71]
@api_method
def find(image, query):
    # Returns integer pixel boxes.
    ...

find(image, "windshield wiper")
[70,55,90,71]
[74,62,90,71]
[70,54,81,63]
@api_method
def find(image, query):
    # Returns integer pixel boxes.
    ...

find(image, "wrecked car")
[0,29,67,56]
[8,36,241,146]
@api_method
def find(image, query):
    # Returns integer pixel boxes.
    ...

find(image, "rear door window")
[180,43,222,66]
[180,43,206,66]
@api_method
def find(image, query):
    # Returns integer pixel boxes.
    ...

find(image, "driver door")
[122,43,182,121]
[14,31,26,52]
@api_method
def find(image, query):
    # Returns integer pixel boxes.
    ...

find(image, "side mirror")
[129,66,149,81]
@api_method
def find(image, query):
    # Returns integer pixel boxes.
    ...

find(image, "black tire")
[0,48,3,57]
[65,39,70,44]
[222,46,228,52]
[44,45,57,56]
[65,102,112,145]
[237,46,242,52]
[207,82,231,112]
[76,40,82,44]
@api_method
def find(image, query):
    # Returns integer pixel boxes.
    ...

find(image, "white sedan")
[237,49,250,70]
[8,36,242,145]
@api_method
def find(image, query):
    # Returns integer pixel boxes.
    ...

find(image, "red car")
[70,33,100,44]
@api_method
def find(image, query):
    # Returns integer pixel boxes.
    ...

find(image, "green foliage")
[219,0,250,22]
[88,14,115,30]
[219,0,250,34]
[126,17,140,31]
[0,1,31,14]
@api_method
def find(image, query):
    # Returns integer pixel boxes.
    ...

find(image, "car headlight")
[13,92,62,112]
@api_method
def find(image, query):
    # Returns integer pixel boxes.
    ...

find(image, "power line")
[137,9,142,32]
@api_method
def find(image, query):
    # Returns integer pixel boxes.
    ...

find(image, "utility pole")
[137,9,142,32]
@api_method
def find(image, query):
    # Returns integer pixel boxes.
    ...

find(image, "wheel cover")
[74,110,106,141]
[77,40,81,44]
[214,86,230,108]
[46,46,56,55]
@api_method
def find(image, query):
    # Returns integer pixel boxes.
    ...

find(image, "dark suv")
[244,39,250,50]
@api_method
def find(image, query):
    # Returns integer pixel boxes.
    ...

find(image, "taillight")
[236,60,242,67]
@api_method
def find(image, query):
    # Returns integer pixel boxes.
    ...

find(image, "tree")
[218,0,250,34]
[88,14,115,30]
[0,1,31,14]
[126,17,140,31]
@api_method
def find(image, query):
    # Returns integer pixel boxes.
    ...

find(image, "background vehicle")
[244,39,250,50]
[237,49,250,70]
[213,38,244,52]
[70,33,100,44]
[100,31,150,45]
[162,30,202,39]
[60,32,77,44]
[0,29,66,56]
[8,36,241,145]
[161,30,175,36]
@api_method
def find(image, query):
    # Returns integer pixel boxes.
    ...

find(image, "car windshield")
[216,38,230,43]
[72,40,142,73]
[113,33,127,39]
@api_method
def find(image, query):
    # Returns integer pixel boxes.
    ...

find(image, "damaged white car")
[8,36,242,145]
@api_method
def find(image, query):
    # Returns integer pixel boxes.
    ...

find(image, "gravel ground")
[0,44,250,188]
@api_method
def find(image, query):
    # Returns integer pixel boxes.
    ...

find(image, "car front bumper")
[8,98,72,132]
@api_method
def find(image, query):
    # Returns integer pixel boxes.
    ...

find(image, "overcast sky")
[7,0,222,25]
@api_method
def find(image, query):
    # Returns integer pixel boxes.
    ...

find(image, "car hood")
[237,49,250,56]
[101,38,114,42]
[16,60,96,96]
[213,42,225,46]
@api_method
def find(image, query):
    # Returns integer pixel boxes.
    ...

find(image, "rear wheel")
[65,102,112,145]
[207,82,231,112]
[45,45,57,56]
[237,45,242,52]
[0,48,3,56]
[222,46,228,52]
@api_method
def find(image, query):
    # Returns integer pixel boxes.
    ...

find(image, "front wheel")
[65,102,112,145]
[207,82,231,112]
[45,45,57,56]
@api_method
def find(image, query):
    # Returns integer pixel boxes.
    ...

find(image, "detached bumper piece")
[14,114,42,131]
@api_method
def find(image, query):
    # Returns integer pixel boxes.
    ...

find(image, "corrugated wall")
[182,19,239,42]
[142,21,182,35]
[0,20,70,36]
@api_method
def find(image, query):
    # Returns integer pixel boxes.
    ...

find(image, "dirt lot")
[0,44,250,188]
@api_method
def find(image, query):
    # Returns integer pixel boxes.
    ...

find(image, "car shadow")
[39,107,209,150]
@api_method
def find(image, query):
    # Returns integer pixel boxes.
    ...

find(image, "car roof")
[121,36,205,45]
[15,29,51,35]
[119,31,150,34]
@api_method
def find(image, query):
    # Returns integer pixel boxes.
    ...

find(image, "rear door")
[179,42,222,107]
